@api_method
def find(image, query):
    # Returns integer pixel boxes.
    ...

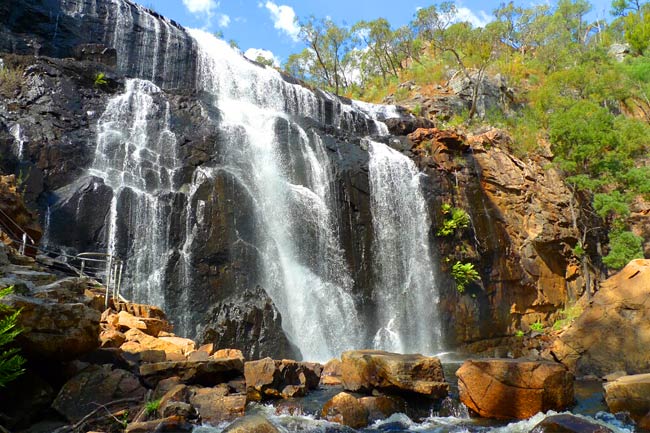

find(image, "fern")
[0,286,25,387]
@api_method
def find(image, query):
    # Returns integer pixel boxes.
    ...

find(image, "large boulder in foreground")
[530,414,613,433]
[321,392,369,429]
[603,373,650,421]
[548,260,650,377]
[341,350,448,398]
[3,294,100,361]
[244,358,322,400]
[139,358,244,387]
[456,359,574,419]
[52,365,146,422]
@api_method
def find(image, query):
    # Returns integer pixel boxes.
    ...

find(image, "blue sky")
[141,0,614,66]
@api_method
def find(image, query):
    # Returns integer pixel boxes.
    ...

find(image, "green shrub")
[603,229,644,270]
[437,204,470,236]
[94,72,108,87]
[0,286,25,387]
[552,304,583,331]
[515,329,525,337]
[0,65,24,98]
[529,320,544,332]
[144,399,161,417]
[451,261,480,293]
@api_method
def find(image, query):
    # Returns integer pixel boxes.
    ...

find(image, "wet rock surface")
[530,414,613,433]
[341,350,448,398]
[456,359,574,419]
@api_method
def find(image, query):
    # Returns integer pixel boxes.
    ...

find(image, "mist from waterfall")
[368,140,441,355]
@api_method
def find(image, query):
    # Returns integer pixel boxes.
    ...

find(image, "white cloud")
[244,48,280,67]
[455,7,492,28]
[264,1,300,42]
[218,13,231,27]
[182,0,217,16]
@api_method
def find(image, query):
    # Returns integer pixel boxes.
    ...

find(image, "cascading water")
[189,29,364,361]
[89,79,182,311]
[59,1,443,360]
[368,140,441,355]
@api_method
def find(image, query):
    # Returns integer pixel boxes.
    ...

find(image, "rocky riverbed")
[0,236,648,433]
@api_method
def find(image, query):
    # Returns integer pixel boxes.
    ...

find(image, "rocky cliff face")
[406,128,603,347]
[0,0,600,358]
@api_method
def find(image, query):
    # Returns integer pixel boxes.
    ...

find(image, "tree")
[0,286,25,387]
[294,16,352,95]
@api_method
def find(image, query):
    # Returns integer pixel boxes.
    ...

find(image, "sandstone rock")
[120,341,166,364]
[321,392,369,429]
[384,116,435,136]
[115,310,171,337]
[99,329,126,348]
[158,383,190,417]
[530,414,613,433]
[222,415,280,433]
[214,348,245,361]
[244,358,321,400]
[153,377,183,400]
[160,401,196,419]
[125,416,193,433]
[4,294,100,361]
[158,336,196,355]
[359,395,405,422]
[341,350,448,398]
[123,328,185,357]
[321,358,342,386]
[139,358,244,387]
[603,373,650,420]
[187,350,210,362]
[549,260,650,376]
[52,365,146,422]
[197,343,215,356]
[189,389,246,423]
[456,359,574,419]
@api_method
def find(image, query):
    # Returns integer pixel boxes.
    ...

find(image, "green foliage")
[281,0,650,260]
[94,72,108,87]
[602,229,644,269]
[573,243,586,258]
[515,329,525,337]
[0,64,24,98]
[451,261,480,293]
[0,287,25,388]
[529,320,544,332]
[552,304,583,330]
[144,399,161,417]
[437,205,470,236]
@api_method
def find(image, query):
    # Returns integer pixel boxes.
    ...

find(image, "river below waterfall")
[192,370,630,433]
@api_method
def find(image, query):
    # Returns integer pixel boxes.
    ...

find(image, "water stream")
[368,140,441,355]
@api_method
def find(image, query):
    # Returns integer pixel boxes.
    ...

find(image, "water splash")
[368,140,441,355]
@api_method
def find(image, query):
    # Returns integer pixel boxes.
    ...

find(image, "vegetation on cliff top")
[285,0,650,270]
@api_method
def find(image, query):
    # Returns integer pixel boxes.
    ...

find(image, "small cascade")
[89,79,181,311]
[9,124,25,160]
[368,140,441,355]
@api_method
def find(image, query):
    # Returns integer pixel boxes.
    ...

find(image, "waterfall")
[67,3,440,360]
[9,124,25,160]
[89,79,182,312]
[189,29,364,361]
[368,140,442,355]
